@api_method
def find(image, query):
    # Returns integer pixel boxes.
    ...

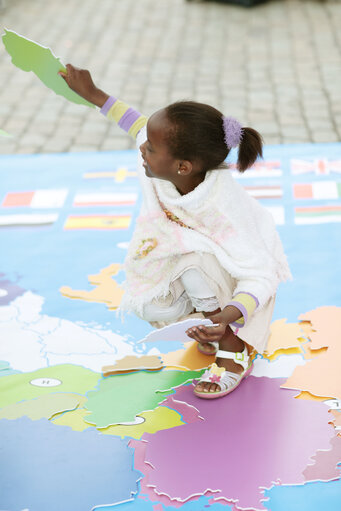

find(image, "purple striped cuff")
[100,96,117,116]
[118,108,141,132]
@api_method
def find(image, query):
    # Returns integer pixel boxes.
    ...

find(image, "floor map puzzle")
[0,142,340,510]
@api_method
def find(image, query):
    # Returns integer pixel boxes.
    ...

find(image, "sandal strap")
[216,346,249,371]
[196,368,242,392]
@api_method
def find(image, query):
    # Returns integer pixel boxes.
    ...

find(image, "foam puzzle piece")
[2,29,94,108]
[60,263,124,310]
[263,477,341,511]
[303,435,341,482]
[0,128,12,137]
[251,353,307,379]
[160,395,202,424]
[0,392,85,420]
[161,340,215,370]
[133,377,334,510]
[51,407,92,431]
[102,355,163,377]
[139,318,217,344]
[282,306,341,400]
[329,408,341,433]
[84,368,204,427]
[264,318,315,360]
[99,406,185,439]
[0,417,140,511]
[0,364,100,408]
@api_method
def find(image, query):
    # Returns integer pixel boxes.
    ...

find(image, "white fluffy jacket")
[120,127,291,315]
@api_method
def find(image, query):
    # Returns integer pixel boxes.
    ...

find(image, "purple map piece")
[0,274,25,305]
[134,377,335,510]
[303,434,341,482]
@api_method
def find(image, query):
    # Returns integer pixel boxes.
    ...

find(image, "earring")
[177,170,181,175]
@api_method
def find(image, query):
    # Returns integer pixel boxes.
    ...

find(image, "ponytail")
[237,127,263,172]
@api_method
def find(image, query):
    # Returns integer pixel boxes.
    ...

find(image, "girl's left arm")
[59,64,148,139]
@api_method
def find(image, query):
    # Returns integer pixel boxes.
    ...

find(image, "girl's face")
[140,109,179,181]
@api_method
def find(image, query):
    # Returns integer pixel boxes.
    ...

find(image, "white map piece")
[0,291,135,372]
[138,317,217,344]
[251,353,307,378]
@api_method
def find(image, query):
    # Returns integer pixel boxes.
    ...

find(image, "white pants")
[140,253,276,354]
[143,268,220,323]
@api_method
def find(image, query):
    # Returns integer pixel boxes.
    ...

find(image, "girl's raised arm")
[59,64,148,139]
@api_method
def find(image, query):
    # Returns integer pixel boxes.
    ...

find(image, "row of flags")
[2,181,341,209]
[1,158,341,228]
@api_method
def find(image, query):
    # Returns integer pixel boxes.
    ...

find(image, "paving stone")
[0,0,340,152]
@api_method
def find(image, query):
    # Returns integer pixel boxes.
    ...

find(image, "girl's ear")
[178,160,193,176]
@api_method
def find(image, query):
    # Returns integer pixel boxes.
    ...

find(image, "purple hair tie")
[222,116,243,149]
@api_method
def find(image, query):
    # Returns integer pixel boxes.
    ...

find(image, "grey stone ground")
[0,0,340,155]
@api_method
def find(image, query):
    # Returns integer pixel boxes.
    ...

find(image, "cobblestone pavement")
[0,0,340,154]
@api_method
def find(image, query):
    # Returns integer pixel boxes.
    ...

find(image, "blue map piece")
[0,417,141,511]
[94,494,232,510]
[263,475,341,511]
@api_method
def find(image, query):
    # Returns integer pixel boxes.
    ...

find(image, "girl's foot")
[194,352,245,394]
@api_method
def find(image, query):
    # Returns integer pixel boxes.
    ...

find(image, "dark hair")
[164,101,263,173]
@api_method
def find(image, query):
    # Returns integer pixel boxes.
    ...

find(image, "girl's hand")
[186,312,228,345]
[58,64,108,107]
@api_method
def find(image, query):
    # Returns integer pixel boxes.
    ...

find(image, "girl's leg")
[180,268,248,394]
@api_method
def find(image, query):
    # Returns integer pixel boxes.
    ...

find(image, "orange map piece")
[282,306,341,400]
[264,318,315,360]
[161,340,215,370]
[60,263,124,310]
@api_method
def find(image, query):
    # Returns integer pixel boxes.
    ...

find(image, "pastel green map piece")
[0,393,85,421]
[0,129,13,137]
[2,29,95,108]
[0,364,100,408]
[84,368,204,427]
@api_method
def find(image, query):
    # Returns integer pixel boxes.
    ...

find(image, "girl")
[59,65,291,399]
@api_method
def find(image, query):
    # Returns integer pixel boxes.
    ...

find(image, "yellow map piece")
[282,306,341,400]
[60,263,124,310]
[52,407,92,431]
[161,340,215,370]
[103,355,163,377]
[98,406,184,439]
[0,393,83,421]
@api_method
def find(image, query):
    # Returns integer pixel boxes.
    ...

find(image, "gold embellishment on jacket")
[134,238,158,259]
[162,207,192,230]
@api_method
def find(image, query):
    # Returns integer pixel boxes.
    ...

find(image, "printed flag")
[64,215,132,230]
[73,192,137,207]
[295,205,341,224]
[2,189,68,208]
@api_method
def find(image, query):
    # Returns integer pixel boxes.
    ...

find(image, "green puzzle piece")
[2,29,95,108]
[85,368,204,428]
[0,129,12,138]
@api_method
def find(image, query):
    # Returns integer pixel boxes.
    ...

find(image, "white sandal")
[194,346,253,399]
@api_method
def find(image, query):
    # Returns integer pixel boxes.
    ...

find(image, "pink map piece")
[133,377,334,511]
[303,435,341,482]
